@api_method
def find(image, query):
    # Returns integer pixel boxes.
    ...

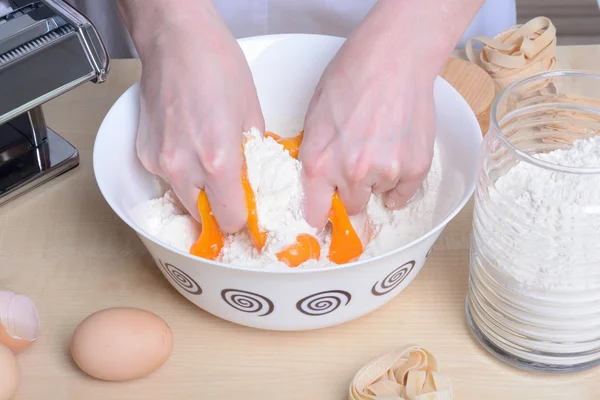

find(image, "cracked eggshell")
[0,291,41,354]
[70,307,174,382]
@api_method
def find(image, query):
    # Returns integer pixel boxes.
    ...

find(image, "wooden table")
[2,45,600,400]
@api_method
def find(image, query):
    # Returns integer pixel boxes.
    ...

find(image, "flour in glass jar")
[481,136,600,290]
[131,126,442,270]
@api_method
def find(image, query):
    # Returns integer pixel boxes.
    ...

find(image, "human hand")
[299,22,437,230]
[131,6,264,233]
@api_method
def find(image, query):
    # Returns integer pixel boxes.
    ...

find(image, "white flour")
[469,136,600,362]
[242,128,317,252]
[131,190,201,252]
[132,127,442,270]
[480,136,600,290]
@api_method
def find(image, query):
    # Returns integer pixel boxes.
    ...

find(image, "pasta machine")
[0,0,109,206]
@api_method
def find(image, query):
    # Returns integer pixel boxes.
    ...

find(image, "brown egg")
[70,307,173,381]
[0,344,19,400]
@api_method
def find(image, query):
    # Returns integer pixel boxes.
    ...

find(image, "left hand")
[299,27,438,231]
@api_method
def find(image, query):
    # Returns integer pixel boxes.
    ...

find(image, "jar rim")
[491,69,600,175]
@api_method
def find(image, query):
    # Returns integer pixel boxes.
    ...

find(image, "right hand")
[135,15,264,233]
[298,9,437,231]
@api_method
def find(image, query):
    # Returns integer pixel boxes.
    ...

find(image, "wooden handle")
[439,57,496,135]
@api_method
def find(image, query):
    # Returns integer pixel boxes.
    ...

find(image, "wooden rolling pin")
[439,57,496,136]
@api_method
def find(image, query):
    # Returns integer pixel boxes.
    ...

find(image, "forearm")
[356,0,486,78]
[115,0,227,61]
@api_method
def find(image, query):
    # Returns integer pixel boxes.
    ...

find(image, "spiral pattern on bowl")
[296,290,351,316]
[371,261,415,296]
[220,289,274,316]
[158,259,203,295]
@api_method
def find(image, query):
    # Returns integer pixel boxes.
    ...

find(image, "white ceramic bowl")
[93,34,482,331]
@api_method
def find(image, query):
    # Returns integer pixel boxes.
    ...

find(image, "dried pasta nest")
[349,345,452,400]
[466,16,557,91]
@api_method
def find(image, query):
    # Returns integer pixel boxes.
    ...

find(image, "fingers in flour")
[202,152,248,235]
[300,166,336,232]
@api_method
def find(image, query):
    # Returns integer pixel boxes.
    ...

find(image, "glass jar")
[466,70,600,373]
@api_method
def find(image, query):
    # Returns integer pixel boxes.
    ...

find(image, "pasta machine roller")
[0,0,109,206]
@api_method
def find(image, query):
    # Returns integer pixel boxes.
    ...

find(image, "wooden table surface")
[2,45,600,400]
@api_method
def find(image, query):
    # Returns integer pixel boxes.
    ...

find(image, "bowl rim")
[93,32,481,275]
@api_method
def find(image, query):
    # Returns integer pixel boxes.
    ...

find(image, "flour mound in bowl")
[131,127,442,270]
[238,127,318,254]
